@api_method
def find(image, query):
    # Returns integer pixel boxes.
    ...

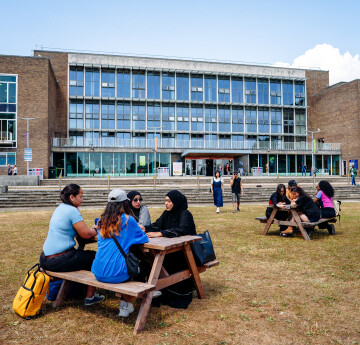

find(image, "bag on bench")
[191,230,216,266]
[333,200,341,224]
[13,264,50,319]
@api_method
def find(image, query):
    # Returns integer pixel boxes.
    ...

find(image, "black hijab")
[127,190,141,221]
[166,190,188,214]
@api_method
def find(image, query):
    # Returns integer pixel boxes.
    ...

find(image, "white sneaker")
[216,207,220,213]
[153,290,162,298]
[118,300,134,317]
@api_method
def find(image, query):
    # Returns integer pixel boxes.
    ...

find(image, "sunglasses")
[133,198,143,202]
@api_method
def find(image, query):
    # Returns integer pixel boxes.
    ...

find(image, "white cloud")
[274,44,360,85]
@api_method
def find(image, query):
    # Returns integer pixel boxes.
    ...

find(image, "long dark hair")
[291,186,311,198]
[60,184,81,206]
[276,184,287,203]
[214,170,221,178]
[98,200,132,238]
[318,180,334,198]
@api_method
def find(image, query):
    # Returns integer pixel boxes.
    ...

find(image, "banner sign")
[24,148,32,162]
[173,162,183,176]
[312,139,316,153]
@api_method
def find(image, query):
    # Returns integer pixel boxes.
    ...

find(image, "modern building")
[0,50,342,178]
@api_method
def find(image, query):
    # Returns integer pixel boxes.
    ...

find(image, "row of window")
[69,101,306,134]
[69,67,306,106]
[0,151,15,166]
[0,75,16,105]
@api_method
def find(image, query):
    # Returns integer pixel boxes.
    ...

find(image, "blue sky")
[1,0,360,84]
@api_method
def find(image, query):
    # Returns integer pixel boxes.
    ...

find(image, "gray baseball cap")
[108,189,129,203]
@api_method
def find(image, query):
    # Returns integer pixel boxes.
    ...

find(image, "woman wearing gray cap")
[91,189,149,317]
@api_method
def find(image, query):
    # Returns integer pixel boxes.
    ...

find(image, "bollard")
[107,175,110,191]
[313,173,315,188]
[59,175,61,191]
[277,174,279,185]
[153,175,156,190]
[197,175,200,190]
[348,174,350,186]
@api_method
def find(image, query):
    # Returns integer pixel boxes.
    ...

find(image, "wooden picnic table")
[257,205,336,241]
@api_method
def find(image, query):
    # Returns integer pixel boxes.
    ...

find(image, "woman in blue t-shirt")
[91,189,149,318]
[40,184,104,306]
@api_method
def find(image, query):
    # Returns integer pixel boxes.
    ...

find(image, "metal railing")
[52,137,341,151]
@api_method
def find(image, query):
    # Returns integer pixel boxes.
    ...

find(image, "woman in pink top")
[313,180,335,218]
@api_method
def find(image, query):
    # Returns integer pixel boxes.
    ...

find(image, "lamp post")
[306,128,321,177]
[148,126,163,180]
[18,117,39,175]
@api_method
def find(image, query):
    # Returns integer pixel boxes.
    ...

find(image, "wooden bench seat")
[256,216,337,227]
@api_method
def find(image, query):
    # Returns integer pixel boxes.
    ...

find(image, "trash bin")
[49,166,56,179]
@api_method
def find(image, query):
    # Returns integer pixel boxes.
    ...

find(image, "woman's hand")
[139,224,146,232]
[147,232,163,238]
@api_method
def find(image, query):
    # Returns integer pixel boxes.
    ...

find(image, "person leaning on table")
[139,190,197,309]
[40,183,104,306]
[127,190,151,226]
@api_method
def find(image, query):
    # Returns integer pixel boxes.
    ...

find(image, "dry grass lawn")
[1,203,360,345]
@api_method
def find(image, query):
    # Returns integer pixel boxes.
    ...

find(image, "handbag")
[190,230,216,266]
[13,264,50,319]
[111,236,141,279]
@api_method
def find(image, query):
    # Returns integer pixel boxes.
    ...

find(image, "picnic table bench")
[255,205,337,241]
[46,235,219,335]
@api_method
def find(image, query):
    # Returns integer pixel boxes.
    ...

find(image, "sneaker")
[237,207,240,212]
[233,210,237,213]
[118,300,135,317]
[153,291,162,298]
[216,207,220,213]
[84,292,105,306]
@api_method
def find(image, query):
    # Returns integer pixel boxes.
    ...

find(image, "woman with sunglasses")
[127,191,151,226]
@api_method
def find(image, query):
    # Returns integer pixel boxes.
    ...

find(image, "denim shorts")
[232,193,241,203]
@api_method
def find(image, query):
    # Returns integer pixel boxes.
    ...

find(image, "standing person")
[40,184,104,306]
[127,190,151,226]
[140,190,196,309]
[230,171,244,213]
[12,164,17,175]
[301,162,306,176]
[91,189,149,317]
[350,165,357,186]
[313,181,336,218]
[210,170,224,213]
[266,162,269,176]
[225,163,230,175]
[7,164,12,175]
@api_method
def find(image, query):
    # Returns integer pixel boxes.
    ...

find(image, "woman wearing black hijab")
[127,190,151,226]
[142,190,196,308]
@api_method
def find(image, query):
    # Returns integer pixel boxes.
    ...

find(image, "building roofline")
[312,79,360,96]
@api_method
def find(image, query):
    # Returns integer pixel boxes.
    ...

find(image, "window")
[232,77,243,103]
[85,68,99,97]
[258,108,269,133]
[283,109,294,133]
[232,135,244,149]
[205,134,217,148]
[283,80,293,105]
[101,101,115,129]
[69,101,84,129]
[117,69,130,98]
[85,101,99,129]
[191,134,203,148]
[205,105,217,132]
[219,134,230,149]
[162,72,175,100]
[162,133,175,147]
[132,102,146,130]
[218,77,230,102]
[191,105,203,131]
[116,132,131,147]
[147,132,160,149]
[232,106,244,132]
[0,118,16,145]
[133,132,146,147]
[270,80,281,105]
[218,106,230,132]
[101,69,115,98]
[295,81,305,106]
[117,101,130,130]
[191,74,203,101]
[147,71,160,99]
[246,135,257,149]
[271,109,282,133]
[257,79,269,104]
[69,131,84,147]
[84,131,99,146]
[69,67,84,97]
[245,107,257,132]
[258,135,270,149]
[0,152,15,166]
[176,73,189,100]
[132,71,146,99]
[147,102,161,129]
[204,76,216,102]
[271,135,282,149]
[177,133,189,148]
[176,104,189,131]
[0,75,17,105]
[295,109,306,134]
[162,104,175,131]
[245,78,256,104]
[101,131,115,147]
[284,136,294,150]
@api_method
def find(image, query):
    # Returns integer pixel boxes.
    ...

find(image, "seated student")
[313,180,336,218]
[266,184,290,232]
[127,190,151,226]
[286,180,298,201]
[140,190,196,309]
[40,184,104,306]
[91,189,149,317]
[280,186,320,237]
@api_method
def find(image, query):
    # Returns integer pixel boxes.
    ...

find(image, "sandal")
[279,232,292,237]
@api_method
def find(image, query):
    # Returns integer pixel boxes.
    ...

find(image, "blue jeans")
[351,176,356,185]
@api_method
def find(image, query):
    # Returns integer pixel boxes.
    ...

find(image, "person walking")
[210,170,224,213]
[12,165,17,175]
[350,165,357,186]
[301,162,306,176]
[230,171,244,213]
[7,164,12,175]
